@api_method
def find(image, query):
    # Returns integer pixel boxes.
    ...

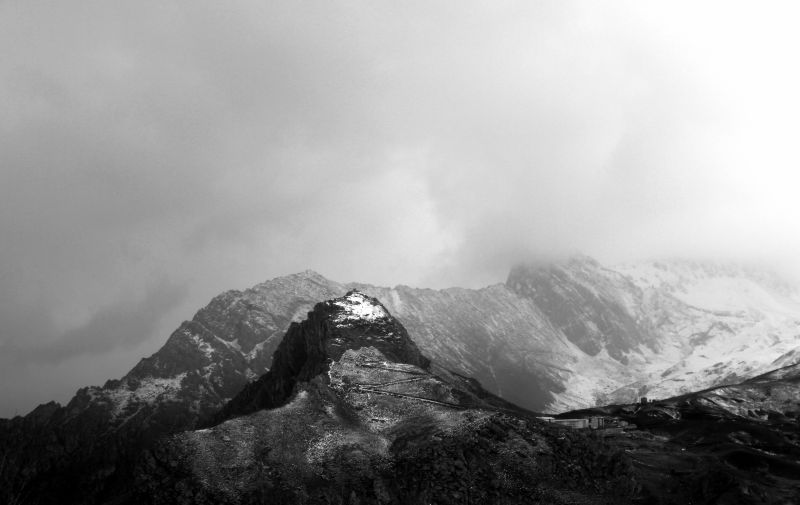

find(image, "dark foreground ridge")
[135,291,639,504]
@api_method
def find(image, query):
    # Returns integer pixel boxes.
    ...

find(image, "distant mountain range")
[1,256,799,503]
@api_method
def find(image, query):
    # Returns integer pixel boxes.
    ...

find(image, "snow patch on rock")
[332,291,389,324]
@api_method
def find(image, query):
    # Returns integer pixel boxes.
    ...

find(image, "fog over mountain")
[2,1,800,417]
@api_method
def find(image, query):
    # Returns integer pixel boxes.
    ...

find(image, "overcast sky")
[2,0,800,416]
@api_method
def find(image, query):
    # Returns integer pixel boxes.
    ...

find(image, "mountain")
[506,257,800,409]
[134,291,638,504]
[2,256,799,503]
[610,260,800,401]
[360,257,800,413]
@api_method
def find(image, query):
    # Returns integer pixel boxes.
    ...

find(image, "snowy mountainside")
[609,260,800,403]
[351,279,647,413]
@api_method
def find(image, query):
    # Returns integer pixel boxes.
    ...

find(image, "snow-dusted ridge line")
[101,373,188,420]
[40,260,800,427]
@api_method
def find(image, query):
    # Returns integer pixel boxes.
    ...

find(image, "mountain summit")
[323,290,430,367]
[212,290,432,421]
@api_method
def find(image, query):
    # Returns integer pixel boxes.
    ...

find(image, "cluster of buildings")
[536,398,650,431]
[537,416,602,429]
[536,398,650,432]
[537,416,633,431]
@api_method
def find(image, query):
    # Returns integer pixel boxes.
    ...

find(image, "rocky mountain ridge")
[2,256,799,504]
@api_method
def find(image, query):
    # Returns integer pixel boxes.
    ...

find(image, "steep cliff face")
[136,291,637,505]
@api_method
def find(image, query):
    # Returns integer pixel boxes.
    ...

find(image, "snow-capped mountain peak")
[330,290,390,324]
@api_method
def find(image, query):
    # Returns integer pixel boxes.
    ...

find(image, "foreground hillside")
[559,362,800,503]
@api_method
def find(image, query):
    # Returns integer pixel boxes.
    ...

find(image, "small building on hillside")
[588,416,605,429]
[538,416,607,430]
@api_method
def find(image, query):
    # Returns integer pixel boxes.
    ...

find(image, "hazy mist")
[2,0,800,416]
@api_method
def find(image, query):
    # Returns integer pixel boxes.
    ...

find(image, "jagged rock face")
[135,293,638,505]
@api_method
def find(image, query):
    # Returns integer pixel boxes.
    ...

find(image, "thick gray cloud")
[0,280,186,364]
[2,0,799,416]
